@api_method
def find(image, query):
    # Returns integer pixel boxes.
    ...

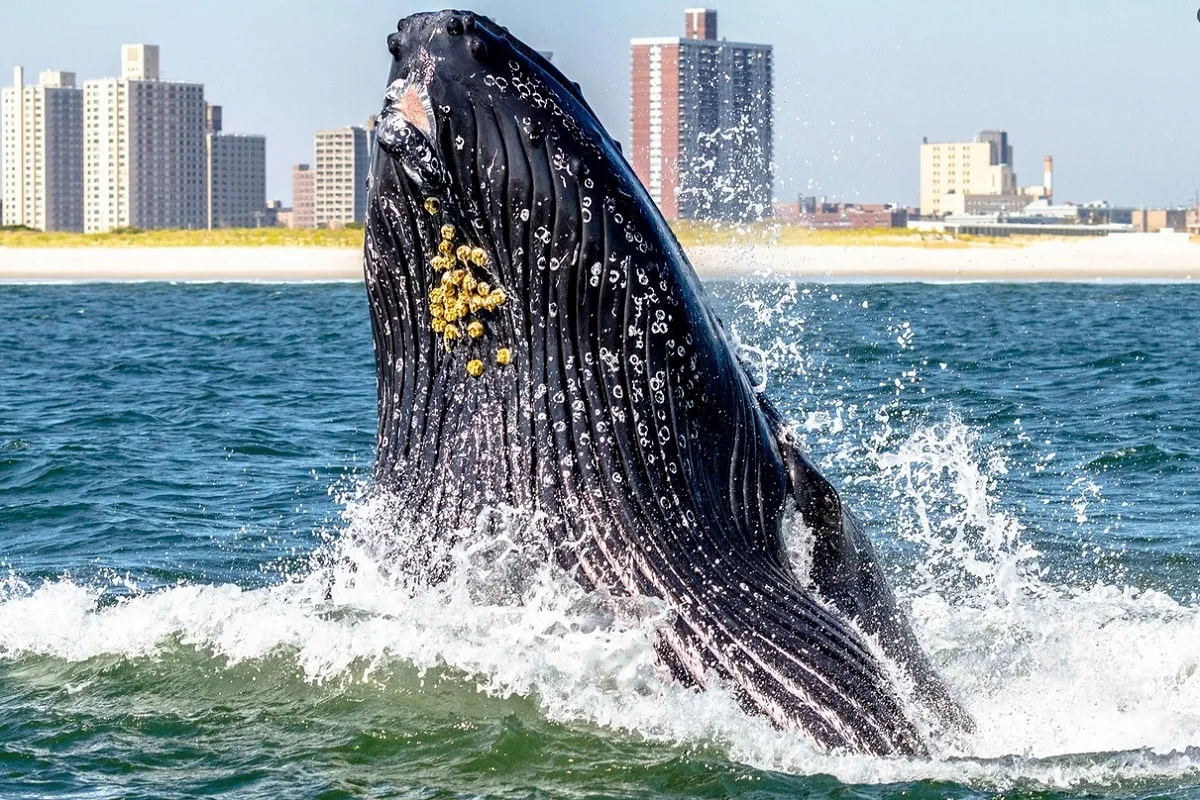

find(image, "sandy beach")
[1,233,1197,283]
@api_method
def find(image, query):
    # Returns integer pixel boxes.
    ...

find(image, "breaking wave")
[2,411,1199,792]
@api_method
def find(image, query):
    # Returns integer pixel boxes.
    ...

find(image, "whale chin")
[360,8,972,754]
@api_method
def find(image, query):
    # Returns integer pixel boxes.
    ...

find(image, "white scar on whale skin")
[382,76,435,136]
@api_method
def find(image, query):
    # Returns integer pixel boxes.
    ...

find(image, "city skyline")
[2,1,1198,209]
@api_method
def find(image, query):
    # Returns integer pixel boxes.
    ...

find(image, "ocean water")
[1,278,1198,799]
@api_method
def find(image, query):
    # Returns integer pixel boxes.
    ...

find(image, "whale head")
[365,10,698,493]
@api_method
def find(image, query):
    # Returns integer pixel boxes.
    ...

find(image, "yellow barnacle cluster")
[424,206,513,377]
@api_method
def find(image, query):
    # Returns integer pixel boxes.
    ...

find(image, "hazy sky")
[3,0,1198,208]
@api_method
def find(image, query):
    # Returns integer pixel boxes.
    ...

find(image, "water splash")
[2,416,1199,793]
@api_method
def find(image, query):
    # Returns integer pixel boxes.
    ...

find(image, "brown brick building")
[1130,208,1189,234]
[630,9,773,222]
[772,200,908,229]
[290,164,314,229]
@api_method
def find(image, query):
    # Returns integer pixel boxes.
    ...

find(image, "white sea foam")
[2,415,1199,790]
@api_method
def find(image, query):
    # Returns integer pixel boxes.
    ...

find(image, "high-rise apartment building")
[83,44,207,232]
[630,9,773,221]
[2,67,84,231]
[313,127,368,227]
[291,164,314,229]
[919,130,1018,217]
[205,104,266,228]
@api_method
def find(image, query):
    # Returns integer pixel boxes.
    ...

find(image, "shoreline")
[1,234,1198,283]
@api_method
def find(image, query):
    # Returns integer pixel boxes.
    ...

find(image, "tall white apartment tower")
[2,66,84,231]
[83,44,207,232]
[313,126,369,227]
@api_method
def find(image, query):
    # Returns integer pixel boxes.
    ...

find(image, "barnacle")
[424,223,511,372]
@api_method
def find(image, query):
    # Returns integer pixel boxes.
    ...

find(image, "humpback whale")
[363,9,970,755]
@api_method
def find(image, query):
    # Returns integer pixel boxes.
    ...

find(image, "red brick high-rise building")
[630,9,773,222]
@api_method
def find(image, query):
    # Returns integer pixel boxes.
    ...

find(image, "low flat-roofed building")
[1130,208,1188,234]
[938,214,1131,237]
[773,199,906,228]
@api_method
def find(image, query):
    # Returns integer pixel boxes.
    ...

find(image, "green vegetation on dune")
[0,222,1016,249]
[0,226,365,248]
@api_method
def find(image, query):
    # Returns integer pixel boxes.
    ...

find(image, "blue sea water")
[1,279,1198,798]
